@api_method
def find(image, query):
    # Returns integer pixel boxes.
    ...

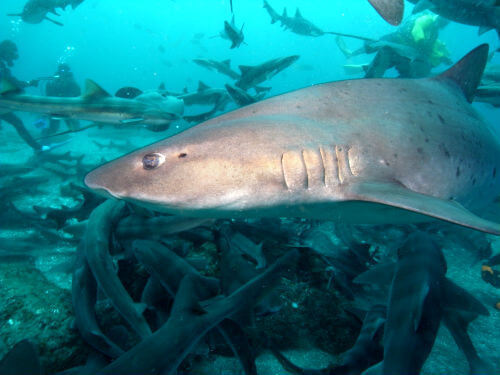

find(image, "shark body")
[85,45,500,235]
[0,79,183,128]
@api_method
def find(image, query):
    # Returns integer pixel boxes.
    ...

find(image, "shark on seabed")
[85,45,500,235]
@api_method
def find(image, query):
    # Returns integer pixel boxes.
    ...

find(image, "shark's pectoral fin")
[367,0,404,26]
[348,180,500,235]
[441,278,490,319]
[45,16,64,26]
[353,262,396,287]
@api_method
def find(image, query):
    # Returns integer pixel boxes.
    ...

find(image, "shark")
[7,0,84,26]
[262,0,404,27]
[85,45,500,235]
[0,78,183,129]
[225,84,266,107]
[192,58,241,80]
[178,81,231,108]
[263,1,326,37]
[235,55,300,90]
[220,15,245,49]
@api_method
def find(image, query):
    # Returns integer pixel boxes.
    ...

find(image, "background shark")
[7,0,84,26]
[0,78,184,129]
[85,45,500,235]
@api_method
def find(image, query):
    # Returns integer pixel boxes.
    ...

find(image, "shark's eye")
[142,153,165,170]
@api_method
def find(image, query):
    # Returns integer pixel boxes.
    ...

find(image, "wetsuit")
[364,13,451,78]
[0,61,42,151]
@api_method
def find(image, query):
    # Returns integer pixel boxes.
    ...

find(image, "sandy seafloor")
[1,112,499,374]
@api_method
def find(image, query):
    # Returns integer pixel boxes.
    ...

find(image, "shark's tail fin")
[263,0,281,24]
[434,44,489,103]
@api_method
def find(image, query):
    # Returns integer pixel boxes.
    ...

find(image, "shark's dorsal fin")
[282,8,287,17]
[295,8,302,18]
[222,59,231,66]
[238,65,252,74]
[197,81,210,91]
[83,79,111,100]
[0,78,22,95]
[434,44,489,103]
[158,82,166,90]
[367,0,404,26]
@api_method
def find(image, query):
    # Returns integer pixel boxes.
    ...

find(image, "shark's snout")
[84,168,120,200]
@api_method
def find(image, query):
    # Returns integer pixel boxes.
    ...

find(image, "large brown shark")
[85,45,500,235]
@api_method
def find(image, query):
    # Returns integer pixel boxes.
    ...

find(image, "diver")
[0,39,42,152]
[43,63,81,135]
[481,254,500,310]
[338,12,452,78]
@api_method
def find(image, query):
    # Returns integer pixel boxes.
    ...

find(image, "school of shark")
[0,0,500,374]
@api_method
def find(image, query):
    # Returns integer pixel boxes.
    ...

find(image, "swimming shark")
[85,45,500,235]
[193,58,241,80]
[179,81,231,108]
[0,78,183,129]
[263,1,326,37]
[220,15,245,49]
[225,84,266,107]
[7,0,84,26]
[261,0,403,27]
[235,55,300,90]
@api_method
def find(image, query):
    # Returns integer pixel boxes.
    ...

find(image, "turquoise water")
[0,1,500,374]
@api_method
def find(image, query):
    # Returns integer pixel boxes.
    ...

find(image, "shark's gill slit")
[301,149,310,190]
[319,146,328,187]
[280,152,290,190]
[335,145,353,184]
